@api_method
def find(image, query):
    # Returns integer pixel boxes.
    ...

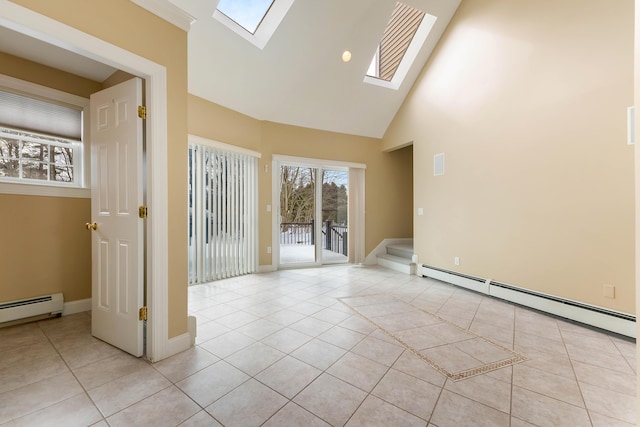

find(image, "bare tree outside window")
[280,167,348,224]
[280,165,315,224]
[0,127,75,183]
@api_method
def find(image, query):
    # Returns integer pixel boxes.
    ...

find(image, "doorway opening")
[0,2,176,361]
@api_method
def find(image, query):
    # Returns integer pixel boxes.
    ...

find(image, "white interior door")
[89,78,144,357]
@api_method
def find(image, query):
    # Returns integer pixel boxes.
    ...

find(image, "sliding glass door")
[321,169,348,264]
[279,165,316,264]
[278,163,348,266]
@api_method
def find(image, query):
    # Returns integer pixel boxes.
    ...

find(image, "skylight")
[213,0,294,49]
[365,2,437,90]
[216,0,275,34]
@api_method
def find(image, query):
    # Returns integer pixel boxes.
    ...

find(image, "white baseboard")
[62,298,91,316]
[257,265,277,273]
[163,332,192,360]
[420,265,635,338]
[489,284,636,338]
[422,266,490,294]
[188,315,196,347]
[364,238,413,266]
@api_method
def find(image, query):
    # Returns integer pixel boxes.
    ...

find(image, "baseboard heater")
[0,293,64,324]
[420,265,635,338]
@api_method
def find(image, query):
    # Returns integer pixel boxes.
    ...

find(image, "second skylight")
[367,2,430,82]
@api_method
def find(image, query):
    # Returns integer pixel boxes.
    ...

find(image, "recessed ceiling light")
[341,50,352,63]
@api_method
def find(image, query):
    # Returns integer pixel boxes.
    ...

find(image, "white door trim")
[0,1,178,362]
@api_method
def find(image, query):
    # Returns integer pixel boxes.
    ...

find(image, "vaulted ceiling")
[172,0,461,138]
[0,0,460,139]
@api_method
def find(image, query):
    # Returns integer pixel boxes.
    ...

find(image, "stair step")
[377,253,413,265]
[376,253,416,275]
[386,244,413,260]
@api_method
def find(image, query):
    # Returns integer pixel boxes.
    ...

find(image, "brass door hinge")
[139,205,148,218]
[138,105,147,119]
[139,306,148,321]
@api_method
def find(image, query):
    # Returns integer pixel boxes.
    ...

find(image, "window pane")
[22,142,49,161]
[0,137,19,159]
[0,126,79,186]
[53,146,73,166]
[52,165,73,182]
[21,161,49,180]
[0,158,19,177]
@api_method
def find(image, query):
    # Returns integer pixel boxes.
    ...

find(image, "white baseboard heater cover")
[0,293,64,323]
[421,265,635,338]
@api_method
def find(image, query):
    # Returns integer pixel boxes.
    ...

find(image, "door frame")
[271,154,366,271]
[0,1,183,362]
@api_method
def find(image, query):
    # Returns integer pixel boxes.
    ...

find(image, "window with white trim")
[0,76,88,192]
[0,127,79,184]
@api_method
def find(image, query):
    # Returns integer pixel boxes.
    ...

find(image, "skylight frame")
[364,5,438,91]
[213,0,295,50]
[215,0,275,35]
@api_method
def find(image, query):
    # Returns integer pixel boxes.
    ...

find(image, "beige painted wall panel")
[102,70,137,89]
[385,0,634,313]
[0,195,91,302]
[0,51,102,97]
[189,95,263,152]
[11,0,189,337]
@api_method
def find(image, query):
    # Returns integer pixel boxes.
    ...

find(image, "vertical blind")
[188,143,258,284]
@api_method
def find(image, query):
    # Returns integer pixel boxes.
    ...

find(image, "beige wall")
[384,0,635,313]
[0,195,91,302]
[634,0,640,403]
[0,51,102,97]
[7,0,189,337]
[188,95,414,265]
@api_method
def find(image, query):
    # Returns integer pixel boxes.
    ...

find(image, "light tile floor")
[0,265,636,426]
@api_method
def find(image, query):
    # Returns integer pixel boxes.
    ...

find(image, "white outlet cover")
[434,153,445,176]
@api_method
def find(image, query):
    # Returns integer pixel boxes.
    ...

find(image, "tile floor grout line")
[425,375,448,427]
[34,317,109,424]
[346,346,424,426]
[558,325,597,427]
[508,299,517,427]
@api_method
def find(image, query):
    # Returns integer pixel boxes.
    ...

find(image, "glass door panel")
[321,169,348,264]
[279,165,316,265]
